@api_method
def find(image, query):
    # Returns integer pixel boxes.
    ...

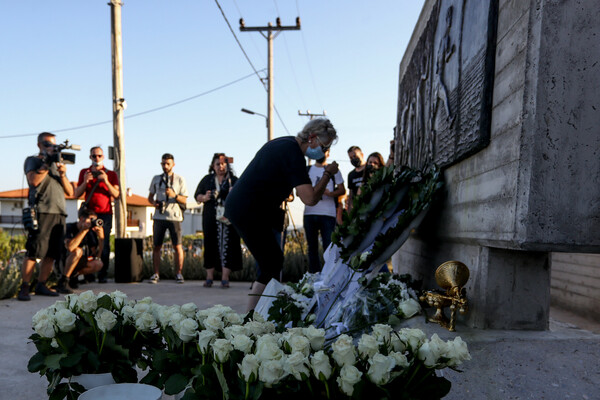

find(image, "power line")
[0,70,261,139]
[295,0,323,109]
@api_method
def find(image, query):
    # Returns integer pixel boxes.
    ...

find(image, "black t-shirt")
[347,169,364,199]
[65,222,99,254]
[225,136,310,221]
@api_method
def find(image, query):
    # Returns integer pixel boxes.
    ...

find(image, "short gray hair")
[297,118,338,145]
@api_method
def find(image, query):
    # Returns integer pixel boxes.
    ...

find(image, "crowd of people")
[17,120,394,310]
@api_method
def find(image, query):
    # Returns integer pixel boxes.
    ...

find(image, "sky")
[0,0,425,226]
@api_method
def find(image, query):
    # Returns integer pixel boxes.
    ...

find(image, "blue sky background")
[0,0,424,225]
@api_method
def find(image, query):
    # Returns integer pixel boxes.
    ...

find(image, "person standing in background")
[346,145,365,212]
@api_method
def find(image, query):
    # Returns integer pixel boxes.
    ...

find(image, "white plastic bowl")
[78,383,162,400]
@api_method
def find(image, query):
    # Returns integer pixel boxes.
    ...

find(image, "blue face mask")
[306,145,325,160]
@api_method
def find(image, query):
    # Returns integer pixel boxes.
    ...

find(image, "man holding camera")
[56,208,104,293]
[147,153,188,284]
[18,132,74,301]
[74,146,119,283]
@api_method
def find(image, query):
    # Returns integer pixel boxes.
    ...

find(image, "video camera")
[43,140,80,165]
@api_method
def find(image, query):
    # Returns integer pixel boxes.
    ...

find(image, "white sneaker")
[149,273,159,284]
[176,273,184,284]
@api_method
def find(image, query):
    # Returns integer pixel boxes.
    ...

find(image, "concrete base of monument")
[1,280,598,400]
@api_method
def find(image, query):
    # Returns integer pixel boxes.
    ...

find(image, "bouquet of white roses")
[27,290,162,400]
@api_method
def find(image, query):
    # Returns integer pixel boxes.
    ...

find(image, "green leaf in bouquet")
[140,370,161,386]
[27,352,46,372]
[213,363,230,399]
[96,294,112,310]
[45,354,66,370]
[165,373,190,395]
[86,351,101,372]
[59,352,82,368]
[48,382,70,400]
[150,348,170,371]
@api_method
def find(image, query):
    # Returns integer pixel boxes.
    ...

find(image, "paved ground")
[1,279,598,400]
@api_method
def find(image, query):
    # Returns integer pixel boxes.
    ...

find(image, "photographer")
[18,132,74,301]
[74,146,119,283]
[56,208,104,294]
[147,153,188,284]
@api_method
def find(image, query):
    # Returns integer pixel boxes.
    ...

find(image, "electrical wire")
[0,70,261,139]
[295,0,323,109]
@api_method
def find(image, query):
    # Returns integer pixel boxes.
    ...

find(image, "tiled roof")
[0,185,152,206]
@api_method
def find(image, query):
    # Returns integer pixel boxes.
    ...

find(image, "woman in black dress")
[194,153,242,288]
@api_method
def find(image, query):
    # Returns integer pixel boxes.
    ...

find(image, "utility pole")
[109,0,127,238]
[240,17,301,141]
[298,110,327,120]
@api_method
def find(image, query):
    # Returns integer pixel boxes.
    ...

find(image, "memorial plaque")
[395,0,498,170]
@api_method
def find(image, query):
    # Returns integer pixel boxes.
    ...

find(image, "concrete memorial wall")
[394,0,600,329]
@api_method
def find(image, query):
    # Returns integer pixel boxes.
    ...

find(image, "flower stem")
[99,332,107,356]
[55,337,68,352]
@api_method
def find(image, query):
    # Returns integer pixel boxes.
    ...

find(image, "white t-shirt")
[304,165,344,218]
[149,173,188,222]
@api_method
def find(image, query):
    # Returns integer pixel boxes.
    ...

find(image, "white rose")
[122,305,135,323]
[51,300,68,312]
[208,304,234,317]
[180,302,197,318]
[204,315,224,332]
[133,302,151,319]
[65,294,78,311]
[34,318,56,338]
[77,290,97,313]
[224,312,243,326]
[310,350,332,380]
[444,336,471,367]
[177,318,199,342]
[389,351,409,369]
[336,364,362,396]
[109,290,128,309]
[371,324,393,344]
[331,334,356,367]
[94,308,117,332]
[168,312,185,328]
[51,338,59,348]
[287,335,311,357]
[138,296,153,304]
[417,334,447,367]
[245,321,274,337]
[197,330,216,354]
[231,334,254,354]
[302,325,325,351]
[239,353,260,382]
[398,298,421,318]
[32,309,53,326]
[284,352,310,381]
[223,325,248,340]
[135,312,157,332]
[255,335,283,361]
[390,333,406,352]
[357,334,379,359]
[367,353,395,385]
[212,338,233,363]
[398,328,426,351]
[259,359,286,387]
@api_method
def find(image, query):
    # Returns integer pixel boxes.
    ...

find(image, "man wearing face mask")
[346,146,366,212]
[73,146,120,283]
[225,118,339,311]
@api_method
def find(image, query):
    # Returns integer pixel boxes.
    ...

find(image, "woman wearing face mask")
[225,118,339,311]
[195,153,242,288]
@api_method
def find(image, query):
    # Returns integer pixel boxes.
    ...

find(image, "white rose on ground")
[32,309,53,326]
[444,336,471,367]
[65,294,78,310]
[51,300,67,312]
[398,328,427,351]
[212,338,233,363]
[135,312,157,332]
[110,291,128,309]
[94,308,117,332]
[302,325,325,351]
[133,302,151,319]
[255,335,283,361]
[197,330,217,354]
[371,324,393,344]
[331,334,356,367]
[239,353,260,382]
[367,353,395,385]
[337,364,362,396]
[77,290,97,313]
[122,305,135,323]
[390,333,407,352]
[138,296,153,304]
[417,334,448,367]
[358,334,379,359]
[223,325,248,340]
[287,335,311,357]
[245,320,275,337]
[284,352,310,381]
[180,303,197,318]
[231,334,254,354]
[310,350,332,380]
[34,318,56,338]
[259,359,286,387]
[224,312,243,326]
[177,318,199,342]
[204,315,224,332]
[390,351,409,369]
[398,298,421,318]
[168,312,185,328]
